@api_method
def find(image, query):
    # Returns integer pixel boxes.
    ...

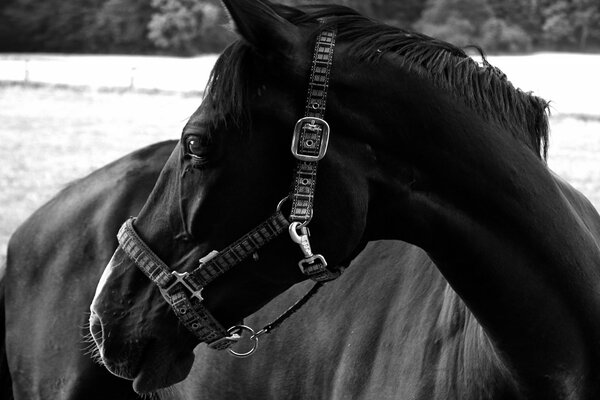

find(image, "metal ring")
[227,325,259,358]
[276,195,290,213]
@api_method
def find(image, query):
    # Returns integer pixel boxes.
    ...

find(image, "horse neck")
[361,75,600,392]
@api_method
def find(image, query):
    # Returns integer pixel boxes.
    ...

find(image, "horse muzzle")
[89,245,149,379]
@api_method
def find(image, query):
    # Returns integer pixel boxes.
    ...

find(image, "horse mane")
[206,3,550,159]
[434,283,523,399]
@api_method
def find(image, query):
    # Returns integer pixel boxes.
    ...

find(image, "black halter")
[115,27,340,357]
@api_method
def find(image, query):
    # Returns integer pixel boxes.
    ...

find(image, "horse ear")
[221,0,299,52]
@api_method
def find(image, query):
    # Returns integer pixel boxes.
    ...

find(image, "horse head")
[90,0,563,395]
[90,0,375,392]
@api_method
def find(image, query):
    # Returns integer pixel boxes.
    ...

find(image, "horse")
[2,141,177,399]
[4,0,600,399]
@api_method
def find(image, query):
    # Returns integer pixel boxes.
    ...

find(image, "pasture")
[0,85,199,265]
[0,53,599,266]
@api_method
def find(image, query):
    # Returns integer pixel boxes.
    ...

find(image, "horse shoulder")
[4,140,175,400]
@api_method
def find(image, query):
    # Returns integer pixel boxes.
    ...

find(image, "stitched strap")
[289,28,336,222]
[117,212,290,346]
[290,162,318,221]
[305,29,335,119]
[117,219,175,290]
[189,212,289,285]
[117,219,231,345]
[287,28,341,283]
[169,291,230,346]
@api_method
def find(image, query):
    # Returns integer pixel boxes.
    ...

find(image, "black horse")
[4,1,600,399]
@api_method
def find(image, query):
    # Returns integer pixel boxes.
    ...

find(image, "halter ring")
[276,195,290,213]
[226,325,259,358]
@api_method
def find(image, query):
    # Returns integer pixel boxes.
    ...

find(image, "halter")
[115,27,340,357]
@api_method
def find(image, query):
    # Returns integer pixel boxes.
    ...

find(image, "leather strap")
[117,219,230,346]
[117,212,288,347]
[189,212,289,286]
[289,28,336,222]
[288,28,340,282]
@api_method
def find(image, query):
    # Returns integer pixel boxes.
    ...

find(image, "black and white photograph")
[1,0,599,399]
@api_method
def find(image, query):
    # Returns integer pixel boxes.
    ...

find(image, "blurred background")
[1,0,599,54]
[0,0,599,265]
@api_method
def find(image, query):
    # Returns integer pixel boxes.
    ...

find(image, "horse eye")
[184,135,209,157]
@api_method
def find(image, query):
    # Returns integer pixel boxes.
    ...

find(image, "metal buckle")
[291,117,330,161]
[164,271,204,302]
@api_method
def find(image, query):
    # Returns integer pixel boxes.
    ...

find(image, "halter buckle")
[291,117,330,161]
[164,271,204,302]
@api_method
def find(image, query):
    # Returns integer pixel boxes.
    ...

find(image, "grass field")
[0,84,201,264]
[1,83,599,265]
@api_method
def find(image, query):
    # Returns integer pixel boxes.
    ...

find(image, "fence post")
[24,59,30,84]
[129,66,136,90]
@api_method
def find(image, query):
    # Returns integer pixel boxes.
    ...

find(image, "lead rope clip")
[289,222,328,276]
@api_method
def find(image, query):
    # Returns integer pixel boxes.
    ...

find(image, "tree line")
[0,0,598,55]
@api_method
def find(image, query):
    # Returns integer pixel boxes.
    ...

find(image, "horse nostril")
[89,311,105,352]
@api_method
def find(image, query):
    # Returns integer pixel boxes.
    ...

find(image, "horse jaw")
[132,349,196,394]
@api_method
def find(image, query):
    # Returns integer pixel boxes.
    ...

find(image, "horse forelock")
[203,41,254,134]
[206,3,550,159]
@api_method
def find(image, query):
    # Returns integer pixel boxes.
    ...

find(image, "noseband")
[115,27,340,357]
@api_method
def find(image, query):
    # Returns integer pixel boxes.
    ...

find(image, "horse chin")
[132,350,195,394]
